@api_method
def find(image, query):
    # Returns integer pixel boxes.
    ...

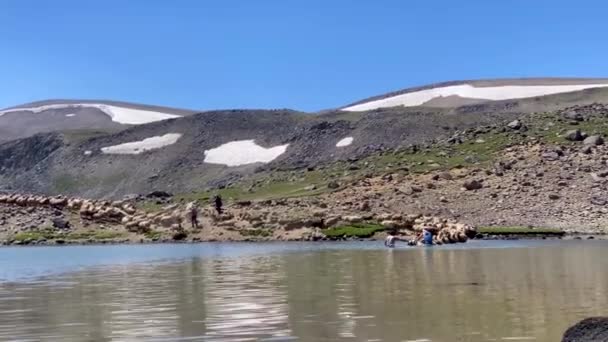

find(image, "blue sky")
[1,0,607,112]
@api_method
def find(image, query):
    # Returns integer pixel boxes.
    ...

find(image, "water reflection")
[0,242,607,341]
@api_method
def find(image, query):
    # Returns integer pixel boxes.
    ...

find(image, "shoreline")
[1,232,604,247]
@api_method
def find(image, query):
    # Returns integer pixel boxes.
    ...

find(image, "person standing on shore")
[213,195,223,215]
[187,201,200,229]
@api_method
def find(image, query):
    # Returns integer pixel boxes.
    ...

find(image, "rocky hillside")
[2,79,608,202]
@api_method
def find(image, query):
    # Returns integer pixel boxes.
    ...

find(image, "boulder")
[562,317,608,342]
[548,194,560,200]
[563,111,584,122]
[325,216,341,227]
[542,152,560,161]
[327,181,340,189]
[581,145,593,154]
[507,120,522,130]
[462,180,483,191]
[584,135,604,146]
[52,218,70,229]
[343,215,363,223]
[565,129,584,141]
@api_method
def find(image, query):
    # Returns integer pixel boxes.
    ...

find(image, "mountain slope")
[3,79,608,198]
[0,99,199,142]
[342,78,608,111]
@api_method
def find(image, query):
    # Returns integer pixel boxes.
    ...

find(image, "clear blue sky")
[1,0,607,112]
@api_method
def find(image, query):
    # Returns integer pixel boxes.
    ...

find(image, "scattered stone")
[52,218,70,229]
[542,152,560,161]
[327,181,340,189]
[462,180,483,191]
[507,120,522,130]
[358,202,371,211]
[584,135,604,146]
[581,145,593,154]
[565,129,584,141]
[548,194,560,200]
[464,155,479,164]
[591,197,607,206]
[563,111,584,122]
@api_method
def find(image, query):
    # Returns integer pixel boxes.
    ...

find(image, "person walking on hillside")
[214,195,223,215]
[187,201,200,229]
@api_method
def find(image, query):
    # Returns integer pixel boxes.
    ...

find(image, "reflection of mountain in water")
[1,243,608,341]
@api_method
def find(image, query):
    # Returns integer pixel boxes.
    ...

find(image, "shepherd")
[187,201,200,229]
[214,195,223,215]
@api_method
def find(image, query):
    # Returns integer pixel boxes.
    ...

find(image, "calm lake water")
[0,240,606,341]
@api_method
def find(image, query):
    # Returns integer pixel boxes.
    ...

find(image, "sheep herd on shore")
[0,193,477,244]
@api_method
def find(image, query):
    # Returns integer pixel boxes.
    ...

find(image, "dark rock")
[462,180,483,191]
[146,191,173,199]
[581,145,593,154]
[236,200,252,207]
[598,170,608,177]
[584,135,604,146]
[52,218,70,229]
[172,231,188,241]
[565,129,584,141]
[548,194,560,200]
[562,317,608,342]
[327,181,340,189]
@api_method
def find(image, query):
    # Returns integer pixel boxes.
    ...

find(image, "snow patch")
[343,83,608,111]
[336,137,353,147]
[101,133,182,155]
[204,140,288,167]
[0,103,180,124]
[65,113,76,117]
[84,150,92,156]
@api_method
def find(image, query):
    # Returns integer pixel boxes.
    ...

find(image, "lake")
[0,240,606,341]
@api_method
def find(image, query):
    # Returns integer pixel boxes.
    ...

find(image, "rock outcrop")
[562,317,608,342]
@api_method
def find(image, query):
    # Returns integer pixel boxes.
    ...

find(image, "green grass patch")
[137,201,164,213]
[144,230,162,240]
[11,230,56,242]
[61,129,118,143]
[65,230,125,240]
[176,171,330,203]
[324,222,385,238]
[10,229,125,242]
[478,226,564,236]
